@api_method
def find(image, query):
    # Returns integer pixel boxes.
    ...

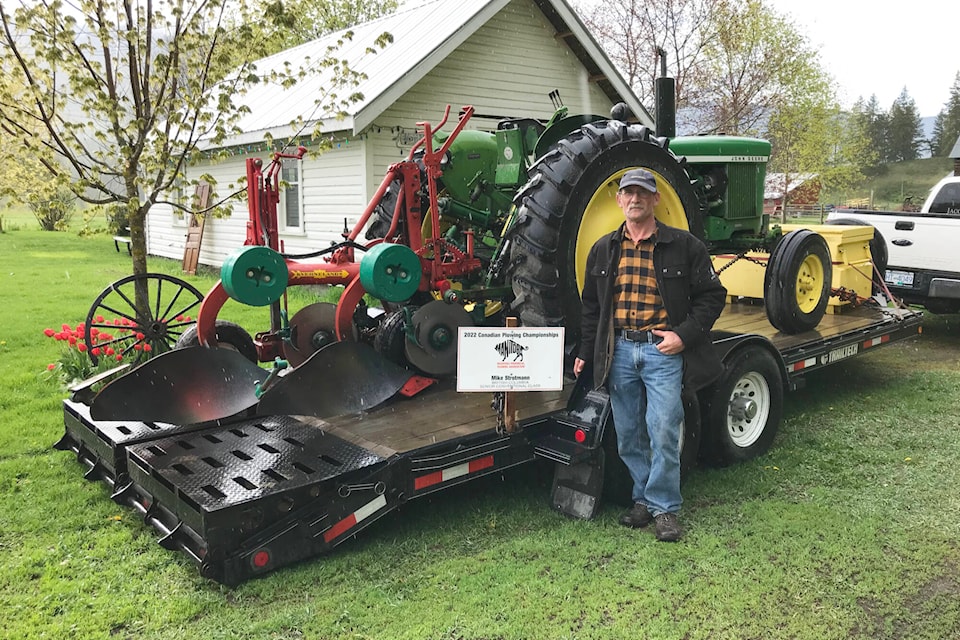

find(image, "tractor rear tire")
[508,119,702,359]
[764,229,832,334]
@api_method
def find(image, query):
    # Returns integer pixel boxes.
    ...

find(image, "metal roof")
[217,0,649,148]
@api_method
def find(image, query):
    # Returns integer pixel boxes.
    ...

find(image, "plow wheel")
[374,306,417,367]
[405,300,473,376]
[174,320,258,364]
[85,273,204,366]
[763,229,833,334]
[508,119,702,355]
[282,302,340,367]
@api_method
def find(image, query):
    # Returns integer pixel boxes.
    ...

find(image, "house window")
[280,157,303,230]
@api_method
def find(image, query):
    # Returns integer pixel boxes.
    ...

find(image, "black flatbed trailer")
[56,300,922,585]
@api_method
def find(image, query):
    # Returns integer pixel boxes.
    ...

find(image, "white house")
[147,0,651,267]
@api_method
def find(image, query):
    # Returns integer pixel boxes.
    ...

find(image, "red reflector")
[574,429,586,443]
[252,550,270,568]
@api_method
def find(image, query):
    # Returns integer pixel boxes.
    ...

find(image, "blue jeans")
[608,336,684,516]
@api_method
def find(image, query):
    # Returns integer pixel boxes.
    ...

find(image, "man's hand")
[573,357,586,377]
[653,329,684,355]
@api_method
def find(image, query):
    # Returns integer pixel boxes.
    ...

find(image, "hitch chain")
[714,252,767,275]
[491,392,506,434]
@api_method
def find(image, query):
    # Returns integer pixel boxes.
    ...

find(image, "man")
[574,168,726,542]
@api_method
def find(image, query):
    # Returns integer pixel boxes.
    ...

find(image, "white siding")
[366,0,615,186]
[147,156,251,266]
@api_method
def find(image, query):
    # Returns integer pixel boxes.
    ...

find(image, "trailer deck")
[55,299,922,585]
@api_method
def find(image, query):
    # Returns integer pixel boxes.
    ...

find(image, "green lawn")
[1,226,959,639]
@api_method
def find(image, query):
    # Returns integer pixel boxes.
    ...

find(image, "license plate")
[885,269,915,286]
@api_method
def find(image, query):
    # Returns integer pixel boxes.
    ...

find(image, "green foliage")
[887,88,924,162]
[819,156,952,209]
[26,187,76,232]
[931,72,960,157]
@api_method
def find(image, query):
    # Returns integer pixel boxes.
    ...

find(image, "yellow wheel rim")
[575,168,690,293]
[795,253,825,313]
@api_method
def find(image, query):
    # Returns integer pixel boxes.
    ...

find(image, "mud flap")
[256,341,414,419]
[550,452,604,520]
[90,347,265,424]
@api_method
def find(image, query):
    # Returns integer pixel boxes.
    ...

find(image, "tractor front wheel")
[764,229,833,334]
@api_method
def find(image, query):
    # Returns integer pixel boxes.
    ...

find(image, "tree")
[0,0,390,314]
[886,87,923,162]
[846,95,889,173]
[575,0,721,118]
[693,0,832,137]
[931,72,960,157]
[256,0,398,55]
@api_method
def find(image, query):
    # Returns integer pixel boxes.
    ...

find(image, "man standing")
[573,168,726,541]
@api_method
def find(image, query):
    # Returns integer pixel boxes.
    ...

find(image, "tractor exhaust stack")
[654,47,676,139]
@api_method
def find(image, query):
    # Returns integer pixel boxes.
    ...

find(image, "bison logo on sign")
[494,339,528,362]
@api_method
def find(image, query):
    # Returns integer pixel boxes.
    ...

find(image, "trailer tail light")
[252,549,271,569]
[574,429,586,443]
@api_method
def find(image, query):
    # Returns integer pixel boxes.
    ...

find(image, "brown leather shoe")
[619,503,653,528]
[654,512,683,541]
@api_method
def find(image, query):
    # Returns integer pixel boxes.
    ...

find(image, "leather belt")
[615,329,661,344]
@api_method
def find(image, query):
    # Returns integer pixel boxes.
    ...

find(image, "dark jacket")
[578,221,728,391]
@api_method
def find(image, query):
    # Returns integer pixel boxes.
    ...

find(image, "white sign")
[456,327,564,392]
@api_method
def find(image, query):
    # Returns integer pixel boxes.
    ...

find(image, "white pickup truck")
[826,174,960,313]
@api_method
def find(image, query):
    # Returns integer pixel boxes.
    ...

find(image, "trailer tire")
[509,119,702,361]
[601,387,702,506]
[764,229,832,334]
[175,320,258,364]
[700,345,783,466]
[825,217,888,294]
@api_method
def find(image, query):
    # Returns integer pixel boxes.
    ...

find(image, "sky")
[766,0,958,117]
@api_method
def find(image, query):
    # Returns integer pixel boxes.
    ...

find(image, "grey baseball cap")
[618,168,658,193]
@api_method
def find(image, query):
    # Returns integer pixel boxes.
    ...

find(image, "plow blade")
[90,347,264,425]
[257,341,414,419]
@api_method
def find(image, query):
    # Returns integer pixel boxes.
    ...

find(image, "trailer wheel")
[601,388,702,506]
[825,217,888,294]
[764,229,832,334]
[175,320,258,364]
[700,346,783,466]
[509,119,702,359]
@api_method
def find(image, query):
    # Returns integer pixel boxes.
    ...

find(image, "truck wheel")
[764,229,832,334]
[601,388,702,506]
[700,346,783,466]
[175,320,258,364]
[825,217,888,294]
[509,119,702,357]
